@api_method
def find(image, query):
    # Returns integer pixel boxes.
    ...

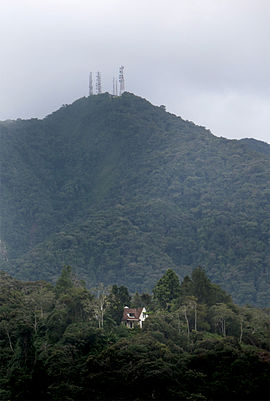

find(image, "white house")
[122,306,148,328]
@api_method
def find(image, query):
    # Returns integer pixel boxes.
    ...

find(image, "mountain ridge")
[1,93,269,306]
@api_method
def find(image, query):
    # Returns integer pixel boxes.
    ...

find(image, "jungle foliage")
[0,267,269,401]
[1,93,270,306]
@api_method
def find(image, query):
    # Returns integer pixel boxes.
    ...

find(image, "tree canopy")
[1,93,270,306]
[153,268,181,309]
[0,267,269,400]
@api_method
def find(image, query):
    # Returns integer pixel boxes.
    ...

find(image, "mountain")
[0,93,269,306]
[240,138,270,156]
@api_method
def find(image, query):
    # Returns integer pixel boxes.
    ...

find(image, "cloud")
[0,0,269,143]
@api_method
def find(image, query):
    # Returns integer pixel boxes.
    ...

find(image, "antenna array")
[89,72,93,96]
[88,66,125,96]
[96,72,102,94]
[113,77,118,96]
[119,66,125,95]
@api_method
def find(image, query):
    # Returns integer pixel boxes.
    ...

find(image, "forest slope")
[0,93,269,306]
[0,268,269,401]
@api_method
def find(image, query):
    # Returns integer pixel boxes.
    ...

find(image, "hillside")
[0,92,269,306]
[240,138,270,156]
[0,268,269,401]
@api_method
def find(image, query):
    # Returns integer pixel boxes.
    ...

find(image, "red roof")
[122,307,143,321]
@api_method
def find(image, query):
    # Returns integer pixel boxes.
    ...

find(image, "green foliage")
[105,284,131,324]
[0,269,269,400]
[189,266,231,305]
[131,291,152,308]
[1,93,270,306]
[55,265,74,296]
[191,266,213,304]
[153,268,181,309]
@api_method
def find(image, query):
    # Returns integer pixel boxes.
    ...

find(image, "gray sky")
[0,0,269,143]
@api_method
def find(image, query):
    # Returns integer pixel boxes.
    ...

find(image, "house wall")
[123,307,148,329]
[138,307,148,328]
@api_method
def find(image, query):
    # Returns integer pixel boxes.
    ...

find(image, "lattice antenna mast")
[113,77,116,96]
[119,66,125,95]
[89,72,94,96]
[96,72,102,94]
[113,76,119,96]
[113,77,118,96]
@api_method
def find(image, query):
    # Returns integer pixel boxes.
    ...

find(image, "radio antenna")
[96,71,102,94]
[89,72,93,96]
[119,66,125,95]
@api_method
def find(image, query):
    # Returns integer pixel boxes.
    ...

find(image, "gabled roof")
[122,307,144,321]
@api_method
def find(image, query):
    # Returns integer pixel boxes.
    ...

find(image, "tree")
[238,305,270,348]
[131,292,152,308]
[191,266,231,306]
[153,269,181,310]
[131,292,142,308]
[210,303,236,337]
[141,293,152,308]
[191,267,212,305]
[92,283,108,328]
[58,285,93,322]
[55,266,74,297]
[22,284,55,334]
[105,285,131,324]
[179,275,194,299]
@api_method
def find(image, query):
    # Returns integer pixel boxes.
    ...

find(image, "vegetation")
[0,267,269,400]
[1,93,270,306]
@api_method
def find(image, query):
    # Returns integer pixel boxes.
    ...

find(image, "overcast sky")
[0,0,269,143]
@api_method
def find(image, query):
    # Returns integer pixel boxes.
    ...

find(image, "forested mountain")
[240,138,270,156]
[1,93,269,306]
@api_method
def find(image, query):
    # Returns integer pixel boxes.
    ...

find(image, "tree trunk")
[222,318,226,337]
[184,307,190,340]
[239,318,243,344]
[5,323,14,353]
[194,302,197,331]
[34,310,38,334]
[100,305,104,328]
[177,312,181,335]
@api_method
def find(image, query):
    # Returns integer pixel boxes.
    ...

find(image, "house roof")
[122,307,144,321]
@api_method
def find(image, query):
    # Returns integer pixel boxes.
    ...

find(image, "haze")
[0,0,269,143]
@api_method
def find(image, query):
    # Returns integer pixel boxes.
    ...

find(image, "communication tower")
[113,76,118,96]
[119,66,125,95]
[96,72,102,94]
[89,72,94,96]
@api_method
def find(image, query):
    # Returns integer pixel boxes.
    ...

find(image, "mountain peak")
[1,94,269,306]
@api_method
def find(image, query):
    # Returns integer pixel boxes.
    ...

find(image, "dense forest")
[1,93,270,306]
[0,267,269,401]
